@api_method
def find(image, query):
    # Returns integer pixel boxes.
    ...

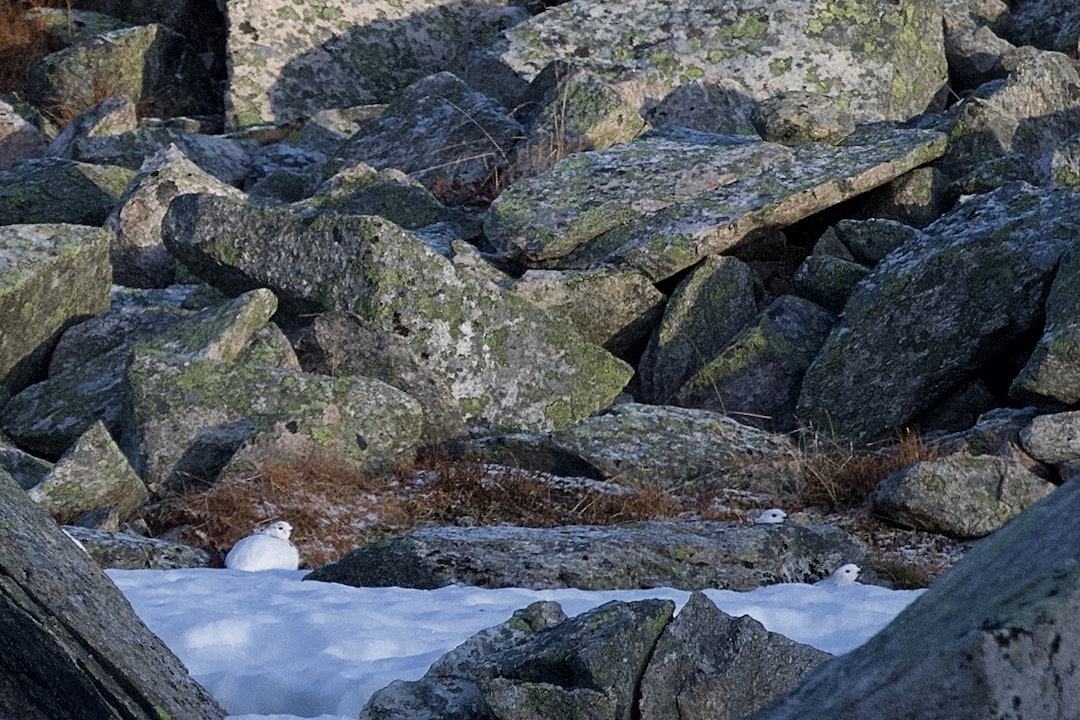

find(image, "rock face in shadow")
[0,469,225,720]
[639,592,832,720]
[748,477,1080,720]
[798,183,1080,443]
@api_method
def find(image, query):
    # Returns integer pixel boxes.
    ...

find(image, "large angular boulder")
[636,255,760,405]
[0,468,225,719]
[0,223,112,395]
[305,312,466,445]
[798,183,1079,442]
[125,353,424,489]
[162,194,632,432]
[673,295,835,432]
[60,526,213,569]
[327,72,522,204]
[46,94,139,160]
[304,519,867,591]
[69,0,227,80]
[509,266,665,357]
[484,403,798,491]
[27,420,149,526]
[497,0,947,123]
[748,476,1080,720]
[639,592,832,720]
[105,144,249,288]
[51,126,257,187]
[872,453,1055,538]
[0,158,134,226]
[25,23,217,120]
[944,25,1016,91]
[1000,0,1080,55]
[2,289,278,458]
[943,49,1080,188]
[223,0,524,127]
[361,599,673,720]
[1010,247,1080,404]
[485,125,947,282]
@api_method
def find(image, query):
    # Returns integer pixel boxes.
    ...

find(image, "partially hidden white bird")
[225,520,299,571]
[815,563,860,587]
[755,508,788,525]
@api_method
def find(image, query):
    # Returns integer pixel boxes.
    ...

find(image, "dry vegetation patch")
[796,428,940,510]
[152,430,960,586]
[0,0,67,93]
[155,447,689,568]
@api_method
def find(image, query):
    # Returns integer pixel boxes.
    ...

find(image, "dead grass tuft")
[154,446,687,569]
[797,429,939,510]
[0,0,68,93]
[871,558,934,590]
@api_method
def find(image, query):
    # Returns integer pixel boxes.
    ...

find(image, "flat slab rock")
[304,520,868,591]
[498,0,946,123]
[485,125,946,281]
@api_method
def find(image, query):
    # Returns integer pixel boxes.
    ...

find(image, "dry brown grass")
[797,428,940,510]
[154,446,687,569]
[0,0,68,93]
[153,429,943,571]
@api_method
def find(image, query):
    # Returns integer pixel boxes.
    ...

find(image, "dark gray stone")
[360,599,671,720]
[637,255,760,405]
[304,520,867,591]
[27,420,148,525]
[1011,247,1080,404]
[792,254,868,312]
[798,183,1078,443]
[748,476,1080,720]
[674,295,835,432]
[0,468,225,719]
[0,158,134,226]
[639,592,832,720]
[61,526,212,569]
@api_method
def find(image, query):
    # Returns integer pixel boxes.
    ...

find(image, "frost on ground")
[110,568,924,720]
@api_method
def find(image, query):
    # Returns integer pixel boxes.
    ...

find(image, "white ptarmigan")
[814,563,860,586]
[754,508,788,525]
[225,520,300,571]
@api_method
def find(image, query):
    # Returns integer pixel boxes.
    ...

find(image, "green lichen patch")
[127,354,424,488]
[0,223,111,393]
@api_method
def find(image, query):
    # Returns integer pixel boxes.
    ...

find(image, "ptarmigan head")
[259,520,294,540]
[755,508,788,525]
[816,563,860,586]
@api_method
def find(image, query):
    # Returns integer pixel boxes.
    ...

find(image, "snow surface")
[109,568,925,720]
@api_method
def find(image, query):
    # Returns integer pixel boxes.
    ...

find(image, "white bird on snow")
[225,520,300,571]
[755,508,788,525]
[815,563,860,587]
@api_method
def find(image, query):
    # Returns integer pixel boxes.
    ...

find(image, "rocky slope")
[3,0,1080,717]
